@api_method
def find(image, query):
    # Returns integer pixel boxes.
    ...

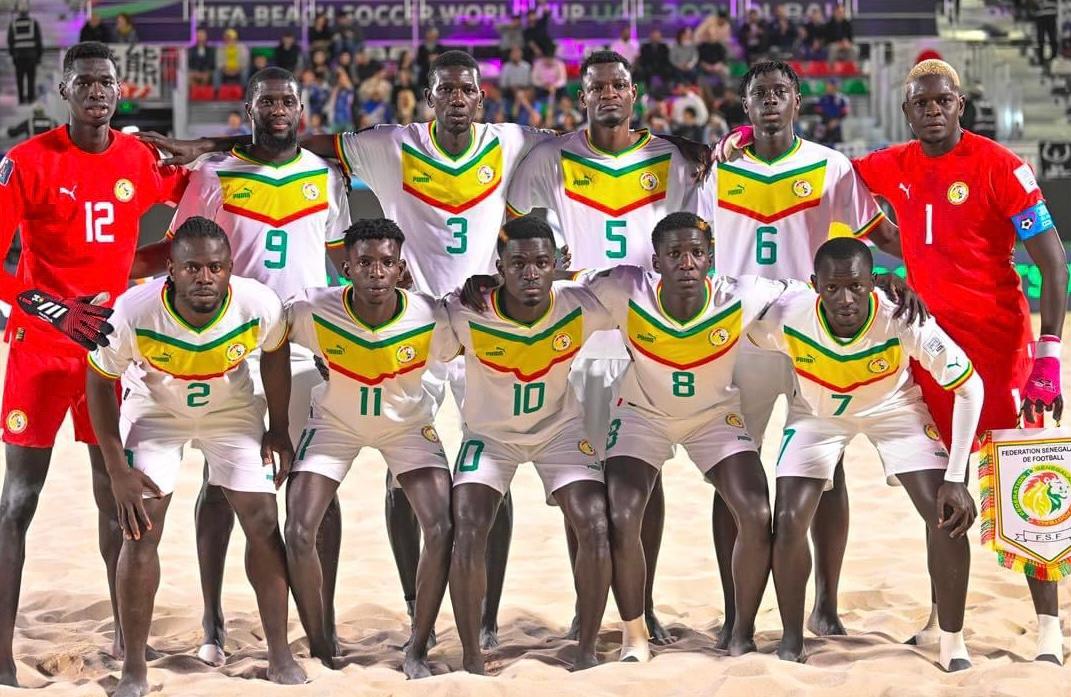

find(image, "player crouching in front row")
[749,238,983,671]
[85,217,305,697]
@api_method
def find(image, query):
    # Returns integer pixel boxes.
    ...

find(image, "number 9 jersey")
[167,147,351,301]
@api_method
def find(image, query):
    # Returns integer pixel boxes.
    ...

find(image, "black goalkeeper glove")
[17,290,114,351]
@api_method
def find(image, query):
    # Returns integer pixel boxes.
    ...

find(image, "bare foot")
[114,672,149,697]
[267,659,307,685]
[728,636,757,657]
[461,653,486,675]
[480,625,500,650]
[806,608,846,637]
[777,636,806,663]
[402,615,437,651]
[328,629,341,658]
[564,614,580,641]
[310,644,335,671]
[715,620,733,650]
[646,610,676,645]
[572,652,599,671]
[403,651,433,679]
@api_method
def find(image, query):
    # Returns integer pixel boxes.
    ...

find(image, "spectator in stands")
[354,48,382,83]
[672,106,706,141]
[358,66,391,108]
[223,110,250,137]
[216,28,249,84]
[309,13,333,56]
[611,26,640,65]
[815,79,848,145]
[670,84,709,127]
[498,15,524,60]
[300,68,329,118]
[696,28,729,93]
[531,45,567,101]
[395,87,418,125]
[6,2,42,105]
[336,50,356,83]
[307,112,328,136]
[357,77,393,127]
[416,27,446,87]
[553,94,583,130]
[482,83,506,124]
[638,27,674,93]
[800,6,828,59]
[523,6,554,61]
[510,86,545,127]
[274,32,302,74]
[715,87,747,129]
[824,5,856,61]
[247,53,269,83]
[499,46,533,97]
[669,27,699,84]
[329,67,356,131]
[188,29,215,86]
[768,6,797,55]
[310,48,330,81]
[737,8,770,63]
[115,12,138,44]
[333,11,363,57]
[392,67,416,104]
[961,85,997,139]
[1029,0,1059,64]
[79,12,113,44]
[644,101,671,133]
[704,111,729,142]
[397,50,415,78]
[696,8,733,47]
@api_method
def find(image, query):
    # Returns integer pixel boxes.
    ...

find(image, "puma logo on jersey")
[231,186,253,200]
[572,176,592,187]
[325,344,345,356]
[59,185,77,200]
[728,184,745,196]
[795,354,816,364]
[411,173,431,184]
[484,346,506,357]
[898,183,911,198]
[946,357,962,370]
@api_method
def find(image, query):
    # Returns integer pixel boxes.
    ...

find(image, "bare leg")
[0,445,51,687]
[397,468,453,679]
[711,491,737,649]
[564,521,580,640]
[317,494,342,655]
[482,489,512,650]
[448,483,502,674]
[194,464,233,663]
[114,495,172,697]
[642,474,672,644]
[87,445,127,660]
[284,473,338,666]
[808,458,848,637]
[225,490,305,685]
[772,476,827,662]
[554,481,612,671]
[706,452,772,656]
[385,473,429,650]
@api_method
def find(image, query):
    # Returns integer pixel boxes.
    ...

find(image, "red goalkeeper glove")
[16,290,115,351]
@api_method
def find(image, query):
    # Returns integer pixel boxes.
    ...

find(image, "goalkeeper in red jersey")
[0,42,187,686]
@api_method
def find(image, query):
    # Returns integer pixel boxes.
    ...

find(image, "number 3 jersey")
[442,283,615,445]
[88,275,287,415]
[580,266,791,417]
[748,289,974,418]
[168,147,351,301]
[285,286,459,428]
[334,122,552,297]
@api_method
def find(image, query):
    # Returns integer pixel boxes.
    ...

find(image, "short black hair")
[62,42,118,77]
[430,50,480,83]
[813,237,873,274]
[740,59,800,97]
[246,66,299,102]
[497,215,555,255]
[344,218,406,251]
[580,50,632,79]
[652,212,712,250]
[171,216,230,252]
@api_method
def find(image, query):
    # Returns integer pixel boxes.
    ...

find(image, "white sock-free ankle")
[619,616,650,663]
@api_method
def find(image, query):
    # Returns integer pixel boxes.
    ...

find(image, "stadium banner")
[195,0,302,42]
[979,428,1071,581]
[112,44,164,99]
[1039,141,1071,180]
[92,0,190,44]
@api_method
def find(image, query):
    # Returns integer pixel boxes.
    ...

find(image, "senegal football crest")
[396,344,417,363]
[1013,465,1071,527]
[114,178,135,202]
[421,425,441,443]
[792,179,813,198]
[578,439,597,456]
[5,409,27,434]
[225,342,247,362]
[552,332,572,352]
[867,357,890,374]
[947,181,969,205]
[708,327,731,347]
[924,424,942,441]
[725,413,745,429]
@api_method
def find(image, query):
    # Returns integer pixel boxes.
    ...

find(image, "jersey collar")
[584,128,652,158]
[743,136,801,165]
[343,285,407,332]
[491,287,555,328]
[816,291,877,346]
[230,145,302,168]
[162,283,232,334]
[429,121,477,161]
[655,277,712,327]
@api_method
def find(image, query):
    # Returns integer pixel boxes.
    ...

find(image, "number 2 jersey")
[0,127,188,355]
[168,146,351,302]
[441,283,614,444]
[285,286,459,429]
[334,121,552,296]
[88,275,287,415]
[579,266,792,418]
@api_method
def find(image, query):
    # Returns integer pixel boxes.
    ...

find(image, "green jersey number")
[671,371,695,397]
[775,427,796,466]
[359,386,382,416]
[446,216,468,254]
[456,439,485,473]
[756,226,777,266]
[512,382,546,415]
[606,418,622,450]
[831,394,852,416]
[265,229,288,269]
[605,220,627,259]
[186,382,211,408]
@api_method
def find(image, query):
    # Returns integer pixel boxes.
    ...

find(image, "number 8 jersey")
[168,147,351,301]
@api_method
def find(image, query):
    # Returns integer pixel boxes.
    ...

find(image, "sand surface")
[3,330,1071,697]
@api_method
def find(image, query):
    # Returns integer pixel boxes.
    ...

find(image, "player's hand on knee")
[136,131,209,166]
[111,470,161,541]
[262,428,295,489]
[17,289,114,350]
[876,275,929,325]
[460,274,502,312]
[936,482,976,538]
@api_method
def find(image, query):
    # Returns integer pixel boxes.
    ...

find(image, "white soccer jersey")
[285,286,458,428]
[506,129,712,269]
[581,265,790,418]
[710,137,885,280]
[334,121,552,296]
[442,283,615,445]
[168,147,351,301]
[88,276,287,416]
[749,289,975,418]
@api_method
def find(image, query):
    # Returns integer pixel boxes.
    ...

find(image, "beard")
[253,121,298,150]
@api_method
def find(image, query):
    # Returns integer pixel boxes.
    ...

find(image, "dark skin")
[868,73,1068,624]
[86,237,304,697]
[134,78,348,658]
[450,237,611,674]
[0,57,131,686]
[284,238,453,679]
[772,255,974,664]
[605,228,772,657]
